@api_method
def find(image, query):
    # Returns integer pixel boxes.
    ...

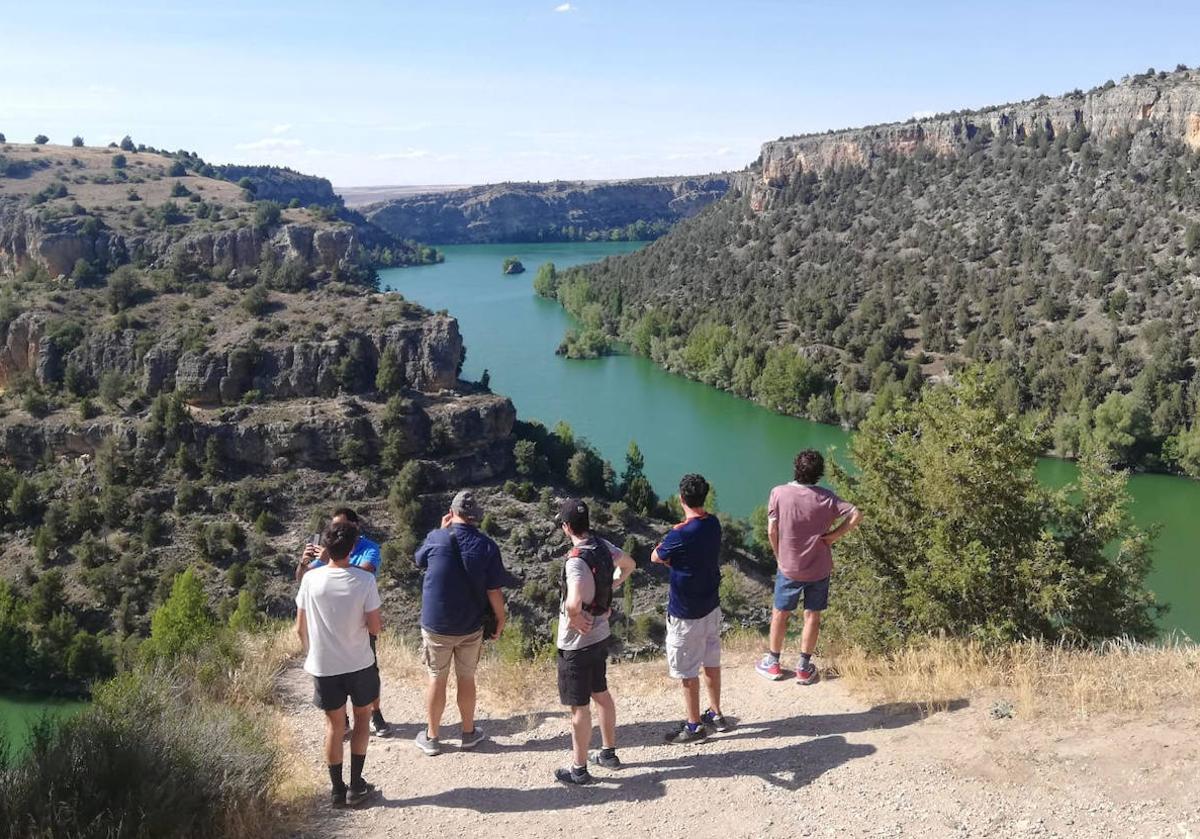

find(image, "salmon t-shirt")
[767,483,857,582]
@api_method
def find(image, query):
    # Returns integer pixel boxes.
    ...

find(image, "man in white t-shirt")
[295,520,383,809]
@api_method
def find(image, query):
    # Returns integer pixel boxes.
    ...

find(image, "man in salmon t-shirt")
[756,449,862,685]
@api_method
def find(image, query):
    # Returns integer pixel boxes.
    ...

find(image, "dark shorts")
[312,664,380,712]
[557,640,609,707]
[773,572,830,612]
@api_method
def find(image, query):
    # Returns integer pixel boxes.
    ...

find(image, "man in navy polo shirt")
[651,473,731,744]
[297,507,394,738]
[411,490,511,757]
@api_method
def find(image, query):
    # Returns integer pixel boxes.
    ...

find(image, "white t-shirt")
[295,565,382,677]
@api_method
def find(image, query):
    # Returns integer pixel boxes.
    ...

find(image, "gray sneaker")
[460,727,485,750]
[414,730,442,756]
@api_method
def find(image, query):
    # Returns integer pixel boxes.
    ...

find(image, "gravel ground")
[280,654,1200,838]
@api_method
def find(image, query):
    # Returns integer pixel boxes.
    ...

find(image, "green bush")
[830,367,1162,650]
[0,665,280,838]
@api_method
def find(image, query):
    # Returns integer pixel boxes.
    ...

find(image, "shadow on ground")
[356,701,967,814]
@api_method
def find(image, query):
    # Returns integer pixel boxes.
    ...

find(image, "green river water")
[0,692,85,758]
[389,242,1197,639]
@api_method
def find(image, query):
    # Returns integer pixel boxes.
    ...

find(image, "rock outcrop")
[750,68,1200,210]
[212,164,341,207]
[363,175,732,244]
[0,310,465,405]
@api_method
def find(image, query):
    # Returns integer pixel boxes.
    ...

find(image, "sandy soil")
[280,653,1200,838]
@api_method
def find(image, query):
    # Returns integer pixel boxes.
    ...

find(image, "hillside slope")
[560,67,1200,475]
[363,175,732,244]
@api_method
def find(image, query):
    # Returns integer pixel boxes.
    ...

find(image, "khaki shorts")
[421,628,484,680]
[666,607,722,679]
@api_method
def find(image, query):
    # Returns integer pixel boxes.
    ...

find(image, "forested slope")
[552,67,1200,475]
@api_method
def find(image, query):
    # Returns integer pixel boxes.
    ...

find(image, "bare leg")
[350,705,372,757]
[456,675,477,733]
[681,677,701,724]
[800,610,822,656]
[426,675,449,738]
[324,709,346,766]
[593,690,616,749]
[703,666,722,715]
[769,608,791,655]
[570,705,592,767]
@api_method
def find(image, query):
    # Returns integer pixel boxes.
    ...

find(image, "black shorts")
[312,664,380,712]
[557,640,609,707]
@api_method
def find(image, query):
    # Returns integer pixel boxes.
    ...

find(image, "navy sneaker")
[347,781,375,807]
[700,708,733,732]
[589,750,622,769]
[554,765,594,785]
[663,722,708,744]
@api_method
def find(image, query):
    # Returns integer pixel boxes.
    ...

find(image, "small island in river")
[502,256,525,274]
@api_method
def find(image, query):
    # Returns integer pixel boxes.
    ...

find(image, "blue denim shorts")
[773,572,830,612]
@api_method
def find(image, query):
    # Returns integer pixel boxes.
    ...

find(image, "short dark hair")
[793,450,824,484]
[332,507,360,523]
[679,473,709,509]
[323,521,359,560]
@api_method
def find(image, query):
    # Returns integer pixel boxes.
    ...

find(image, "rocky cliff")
[363,175,732,243]
[750,67,1200,210]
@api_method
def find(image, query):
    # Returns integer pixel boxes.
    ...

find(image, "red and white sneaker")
[755,654,784,681]
[796,662,820,685]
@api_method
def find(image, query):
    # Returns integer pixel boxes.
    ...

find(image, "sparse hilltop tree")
[119,135,135,151]
[33,134,48,144]
[71,136,84,147]
[111,153,126,170]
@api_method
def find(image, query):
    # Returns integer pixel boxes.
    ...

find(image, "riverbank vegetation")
[553,125,1200,478]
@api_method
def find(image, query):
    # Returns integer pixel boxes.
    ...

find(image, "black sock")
[350,753,366,787]
[328,763,345,793]
[371,709,386,726]
[800,652,812,668]
[768,650,781,661]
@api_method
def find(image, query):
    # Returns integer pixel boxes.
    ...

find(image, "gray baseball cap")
[451,489,484,521]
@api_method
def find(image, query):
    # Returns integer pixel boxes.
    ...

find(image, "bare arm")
[486,589,505,639]
[821,508,863,546]
[364,608,382,637]
[564,577,593,634]
[612,551,635,588]
[768,518,780,558]
[650,548,669,566]
[294,544,320,582]
[295,608,308,651]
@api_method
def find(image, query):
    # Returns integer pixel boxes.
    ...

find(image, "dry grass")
[372,626,1199,723]
[821,633,1200,720]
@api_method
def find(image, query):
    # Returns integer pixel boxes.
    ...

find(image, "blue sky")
[2,1,1198,186]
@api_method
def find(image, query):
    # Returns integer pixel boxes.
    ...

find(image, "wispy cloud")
[373,148,431,160]
[554,2,574,11]
[235,137,302,150]
[271,123,293,134]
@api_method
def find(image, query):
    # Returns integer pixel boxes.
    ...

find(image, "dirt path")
[280,654,1200,838]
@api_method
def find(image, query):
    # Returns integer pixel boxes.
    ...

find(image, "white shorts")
[666,607,722,679]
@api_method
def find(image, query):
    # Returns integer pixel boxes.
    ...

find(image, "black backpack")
[559,537,614,616]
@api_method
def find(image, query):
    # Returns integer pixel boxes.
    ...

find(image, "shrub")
[251,201,282,233]
[107,265,141,313]
[0,666,281,838]
[167,160,187,177]
[241,283,270,317]
[831,367,1161,650]
[111,153,126,169]
[71,136,84,147]
[33,134,48,144]
[170,180,190,197]
[119,135,135,151]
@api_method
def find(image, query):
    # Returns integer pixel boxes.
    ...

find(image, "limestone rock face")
[750,69,1200,210]
[364,176,732,244]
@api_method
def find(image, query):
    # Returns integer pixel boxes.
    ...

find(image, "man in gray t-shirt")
[552,499,634,786]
